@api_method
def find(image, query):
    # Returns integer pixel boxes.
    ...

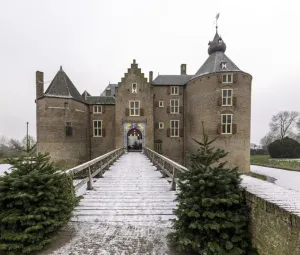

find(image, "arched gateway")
[123,122,146,152]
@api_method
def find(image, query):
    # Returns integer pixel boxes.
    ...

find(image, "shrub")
[169,126,256,254]
[0,153,76,254]
[267,137,300,158]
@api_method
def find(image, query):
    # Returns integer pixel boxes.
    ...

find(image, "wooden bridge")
[45,148,187,254]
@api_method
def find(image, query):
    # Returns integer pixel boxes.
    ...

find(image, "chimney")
[36,71,44,99]
[149,71,153,83]
[181,64,186,75]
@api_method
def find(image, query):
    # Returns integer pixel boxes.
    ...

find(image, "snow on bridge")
[45,152,178,254]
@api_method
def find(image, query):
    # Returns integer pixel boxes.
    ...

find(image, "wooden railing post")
[171,166,177,190]
[87,166,93,190]
[161,161,167,178]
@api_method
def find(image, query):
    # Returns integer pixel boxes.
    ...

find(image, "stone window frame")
[155,142,162,154]
[129,100,140,116]
[93,120,103,137]
[132,83,138,94]
[222,73,233,84]
[159,101,164,107]
[171,86,179,95]
[93,105,102,114]
[221,114,233,134]
[65,122,73,136]
[159,122,164,129]
[170,120,179,137]
[170,99,179,114]
[221,89,233,106]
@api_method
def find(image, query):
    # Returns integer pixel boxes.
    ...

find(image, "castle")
[35,27,252,172]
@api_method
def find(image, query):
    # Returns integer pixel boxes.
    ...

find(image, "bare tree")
[269,111,299,140]
[260,132,276,150]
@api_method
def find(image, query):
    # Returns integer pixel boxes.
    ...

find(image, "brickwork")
[184,73,252,172]
[90,105,116,159]
[241,175,300,254]
[36,98,89,167]
[153,86,184,164]
[115,61,154,150]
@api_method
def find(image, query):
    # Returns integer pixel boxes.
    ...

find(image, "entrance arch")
[127,128,142,151]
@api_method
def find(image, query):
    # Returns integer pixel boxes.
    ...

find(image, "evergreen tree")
[0,153,76,254]
[169,125,256,255]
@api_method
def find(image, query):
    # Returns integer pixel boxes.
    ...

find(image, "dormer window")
[221,62,227,70]
[132,83,137,94]
[106,88,111,97]
[218,38,223,44]
[222,73,233,83]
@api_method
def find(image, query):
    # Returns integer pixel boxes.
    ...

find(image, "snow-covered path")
[251,165,300,192]
[45,152,177,254]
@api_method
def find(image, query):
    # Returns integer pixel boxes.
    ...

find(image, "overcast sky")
[0,0,299,144]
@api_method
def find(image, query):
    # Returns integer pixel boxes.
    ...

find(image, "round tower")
[184,28,252,172]
[36,67,89,167]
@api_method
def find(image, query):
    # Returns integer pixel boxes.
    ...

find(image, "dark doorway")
[127,128,142,152]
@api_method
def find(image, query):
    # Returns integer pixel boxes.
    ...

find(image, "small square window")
[171,86,179,95]
[159,101,164,107]
[94,105,102,114]
[132,83,137,94]
[222,73,233,84]
[159,122,164,129]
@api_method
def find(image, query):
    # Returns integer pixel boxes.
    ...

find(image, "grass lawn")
[0,158,8,164]
[251,155,300,172]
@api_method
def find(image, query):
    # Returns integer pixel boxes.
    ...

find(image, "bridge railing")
[144,147,188,190]
[65,148,124,191]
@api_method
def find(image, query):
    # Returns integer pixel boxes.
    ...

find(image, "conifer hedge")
[0,153,76,254]
[169,126,257,254]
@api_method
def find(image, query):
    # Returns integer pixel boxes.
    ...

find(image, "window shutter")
[90,105,93,113]
[167,128,170,137]
[156,101,159,107]
[125,108,129,116]
[233,97,237,107]
[155,122,159,129]
[218,97,222,106]
[90,122,94,137]
[179,128,184,137]
[179,87,183,95]
[232,124,237,134]
[167,106,170,114]
[179,106,183,113]
[167,87,171,95]
[140,108,144,116]
[233,74,238,83]
[102,105,105,113]
[102,128,106,137]
[218,75,222,83]
[217,123,221,135]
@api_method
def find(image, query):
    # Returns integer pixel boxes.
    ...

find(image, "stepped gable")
[192,30,241,80]
[44,66,83,102]
[118,59,148,85]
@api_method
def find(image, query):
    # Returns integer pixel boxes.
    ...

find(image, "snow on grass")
[251,165,300,192]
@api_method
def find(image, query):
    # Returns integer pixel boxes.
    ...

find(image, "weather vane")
[215,13,220,32]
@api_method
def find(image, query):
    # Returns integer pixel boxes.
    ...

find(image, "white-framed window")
[222,89,233,106]
[159,122,164,129]
[93,120,102,137]
[171,86,179,95]
[222,73,233,83]
[170,120,179,137]
[221,114,233,134]
[132,83,137,93]
[93,105,102,114]
[170,99,179,114]
[129,100,140,116]
[159,101,164,107]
